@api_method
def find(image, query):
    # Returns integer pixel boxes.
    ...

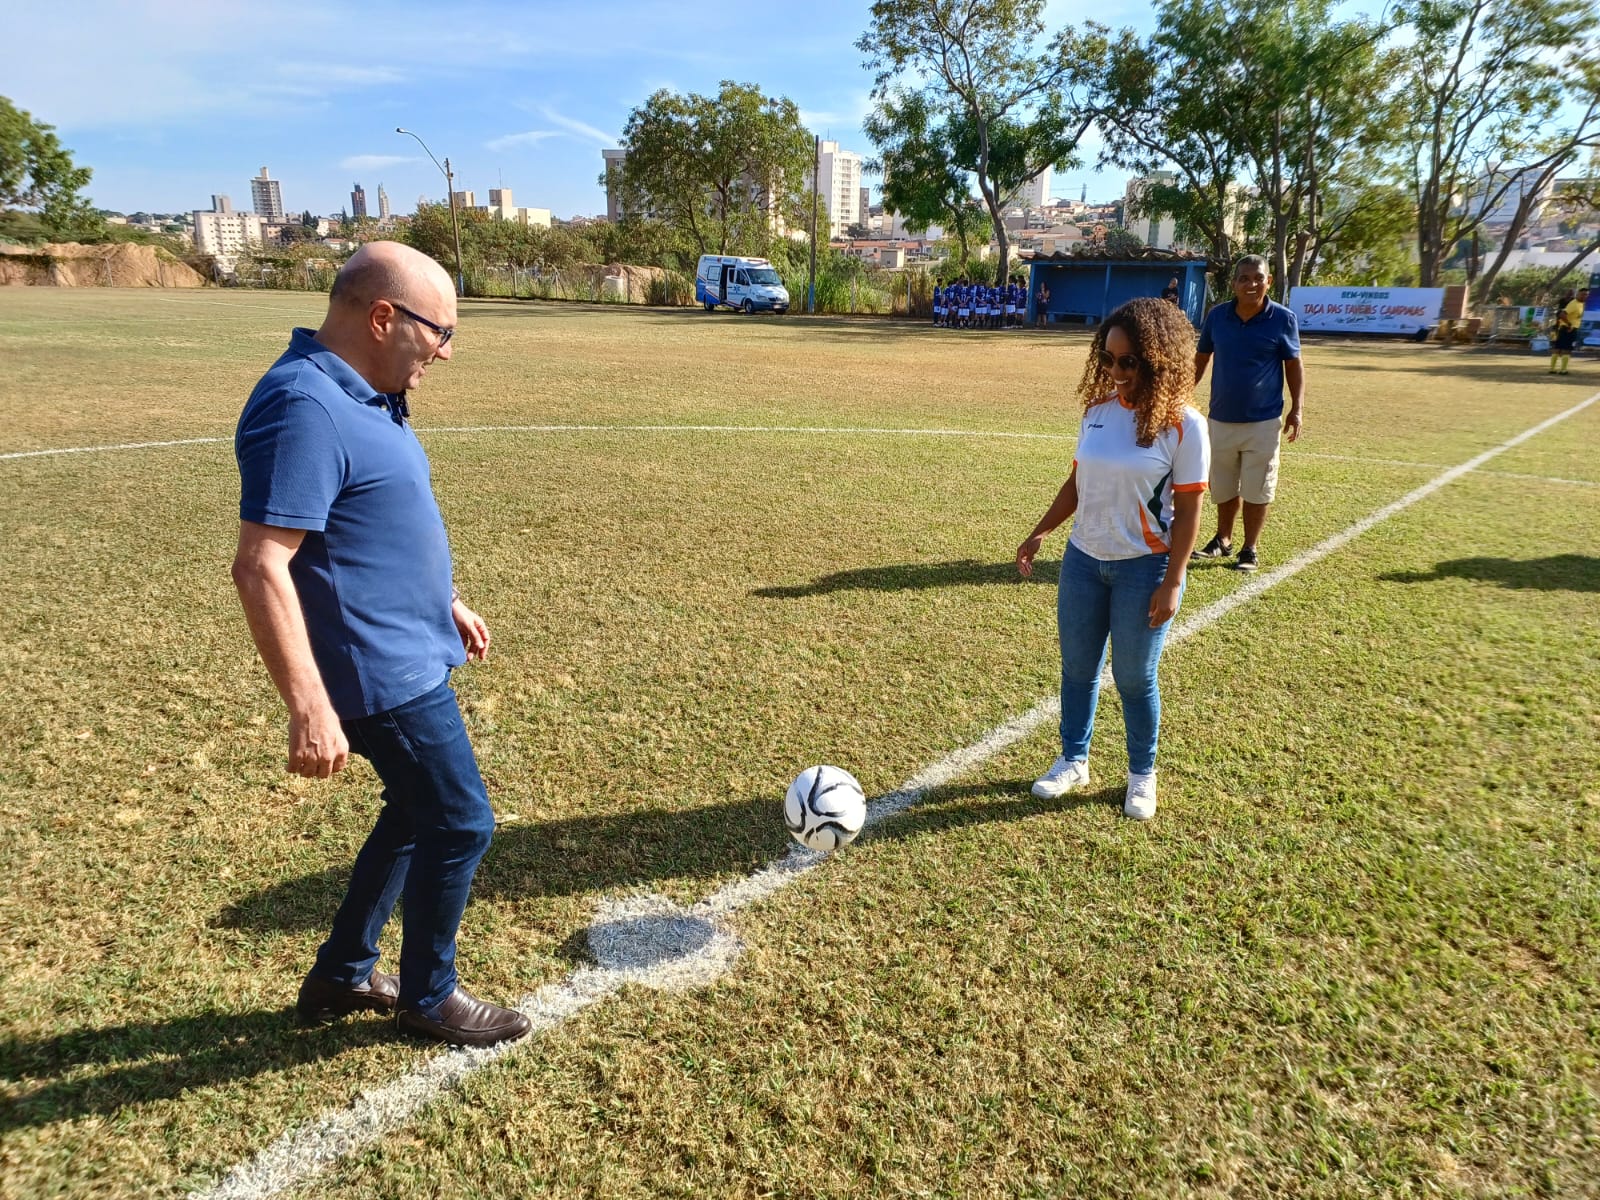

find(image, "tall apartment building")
[602,149,631,221]
[211,194,233,214]
[816,140,863,237]
[250,168,284,223]
[1013,168,1051,210]
[351,183,368,220]
[193,208,265,266]
[1124,172,1180,249]
[377,184,391,220]
[451,190,476,209]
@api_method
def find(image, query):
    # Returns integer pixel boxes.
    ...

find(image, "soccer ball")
[784,765,867,852]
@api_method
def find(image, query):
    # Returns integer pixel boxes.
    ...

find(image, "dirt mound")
[0,242,207,287]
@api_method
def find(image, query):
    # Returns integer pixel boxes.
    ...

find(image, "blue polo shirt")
[236,328,464,720]
[1197,298,1301,423]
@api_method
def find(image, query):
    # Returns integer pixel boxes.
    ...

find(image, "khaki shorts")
[1209,417,1282,504]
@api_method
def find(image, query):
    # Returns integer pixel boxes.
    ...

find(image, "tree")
[1094,2,1263,284]
[0,96,98,241]
[1101,227,1146,256]
[864,89,989,267]
[611,81,814,256]
[858,0,1121,284]
[1404,0,1600,287]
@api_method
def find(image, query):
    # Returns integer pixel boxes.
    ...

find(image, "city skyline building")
[476,187,552,227]
[351,182,367,220]
[377,183,391,220]
[250,167,284,223]
[816,140,863,237]
[1012,168,1051,210]
[193,207,264,268]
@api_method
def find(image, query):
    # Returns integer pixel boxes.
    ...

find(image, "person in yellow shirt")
[1550,286,1588,375]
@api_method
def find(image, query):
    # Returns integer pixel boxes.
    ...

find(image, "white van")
[695,255,790,314]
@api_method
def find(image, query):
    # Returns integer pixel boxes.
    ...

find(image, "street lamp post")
[396,127,466,296]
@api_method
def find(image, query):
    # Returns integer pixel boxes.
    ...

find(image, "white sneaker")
[1031,756,1090,799]
[1124,771,1157,820]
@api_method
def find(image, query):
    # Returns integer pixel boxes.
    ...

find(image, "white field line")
[422,422,1075,441]
[188,387,1600,1200]
[0,425,1071,462]
[0,436,230,461]
[9,424,1598,492]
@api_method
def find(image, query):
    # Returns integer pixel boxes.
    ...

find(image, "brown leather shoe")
[395,986,532,1048]
[296,970,400,1024]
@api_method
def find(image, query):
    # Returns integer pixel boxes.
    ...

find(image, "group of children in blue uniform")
[932,280,1028,329]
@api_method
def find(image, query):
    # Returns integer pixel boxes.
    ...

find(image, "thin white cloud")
[341,154,423,170]
[278,63,406,86]
[800,92,875,136]
[539,105,617,146]
[485,130,563,152]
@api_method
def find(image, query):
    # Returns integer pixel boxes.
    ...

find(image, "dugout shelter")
[1026,253,1208,329]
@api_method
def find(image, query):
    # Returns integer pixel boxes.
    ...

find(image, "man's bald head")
[329,241,454,312]
[317,241,457,394]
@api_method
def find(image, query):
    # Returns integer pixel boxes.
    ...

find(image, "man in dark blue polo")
[231,241,530,1048]
[1191,255,1305,571]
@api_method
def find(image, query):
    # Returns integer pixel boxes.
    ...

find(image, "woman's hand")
[1016,534,1045,578]
[1148,580,1184,628]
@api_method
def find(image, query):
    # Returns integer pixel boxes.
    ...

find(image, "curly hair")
[1075,296,1197,446]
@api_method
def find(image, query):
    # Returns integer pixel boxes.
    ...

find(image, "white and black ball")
[783,765,867,852]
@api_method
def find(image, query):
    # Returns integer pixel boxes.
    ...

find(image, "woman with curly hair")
[1015,297,1210,820]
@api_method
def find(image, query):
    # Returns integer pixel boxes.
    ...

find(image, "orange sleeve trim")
[1172,482,1208,493]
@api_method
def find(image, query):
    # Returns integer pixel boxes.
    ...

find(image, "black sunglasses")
[1098,349,1146,372]
[389,301,455,346]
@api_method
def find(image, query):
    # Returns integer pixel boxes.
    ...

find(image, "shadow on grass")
[458,301,1087,346]
[0,1006,394,1132]
[754,558,1058,598]
[1379,554,1600,592]
[1316,350,1598,387]
[216,775,1115,939]
[10,778,1119,1132]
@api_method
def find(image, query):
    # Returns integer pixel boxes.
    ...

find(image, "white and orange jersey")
[1068,396,1210,560]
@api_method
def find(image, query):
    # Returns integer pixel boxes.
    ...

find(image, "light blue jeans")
[1056,542,1183,776]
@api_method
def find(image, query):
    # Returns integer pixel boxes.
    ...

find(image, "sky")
[13,0,1163,221]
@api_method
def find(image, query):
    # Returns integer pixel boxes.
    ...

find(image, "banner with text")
[1288,286,1445,334]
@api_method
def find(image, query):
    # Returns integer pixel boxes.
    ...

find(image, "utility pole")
[809,135,819,315]
[397,127,466,296]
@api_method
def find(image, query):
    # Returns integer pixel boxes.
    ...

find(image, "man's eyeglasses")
[389,301,455,346]
[1098,350,1145,372]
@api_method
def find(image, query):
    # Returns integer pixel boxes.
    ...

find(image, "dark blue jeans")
[310,679,495,1015]
[1057,542,1183,776]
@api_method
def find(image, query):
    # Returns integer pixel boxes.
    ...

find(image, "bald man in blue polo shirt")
[1191,255,1305,572]
[232,241,530,1048]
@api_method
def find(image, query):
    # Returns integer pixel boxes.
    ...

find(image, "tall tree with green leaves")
[1096,0,1407,296]
[612,82,814,257]
[1093,2,1264,284]
[1404,0,1600,287]
[0,96,98,241]
[863,90,987,269]
[857,0,1121,284]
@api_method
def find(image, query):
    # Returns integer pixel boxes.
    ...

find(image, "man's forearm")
[232,562,335,718]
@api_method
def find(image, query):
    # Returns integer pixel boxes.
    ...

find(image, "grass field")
[1,289,1596,1199]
